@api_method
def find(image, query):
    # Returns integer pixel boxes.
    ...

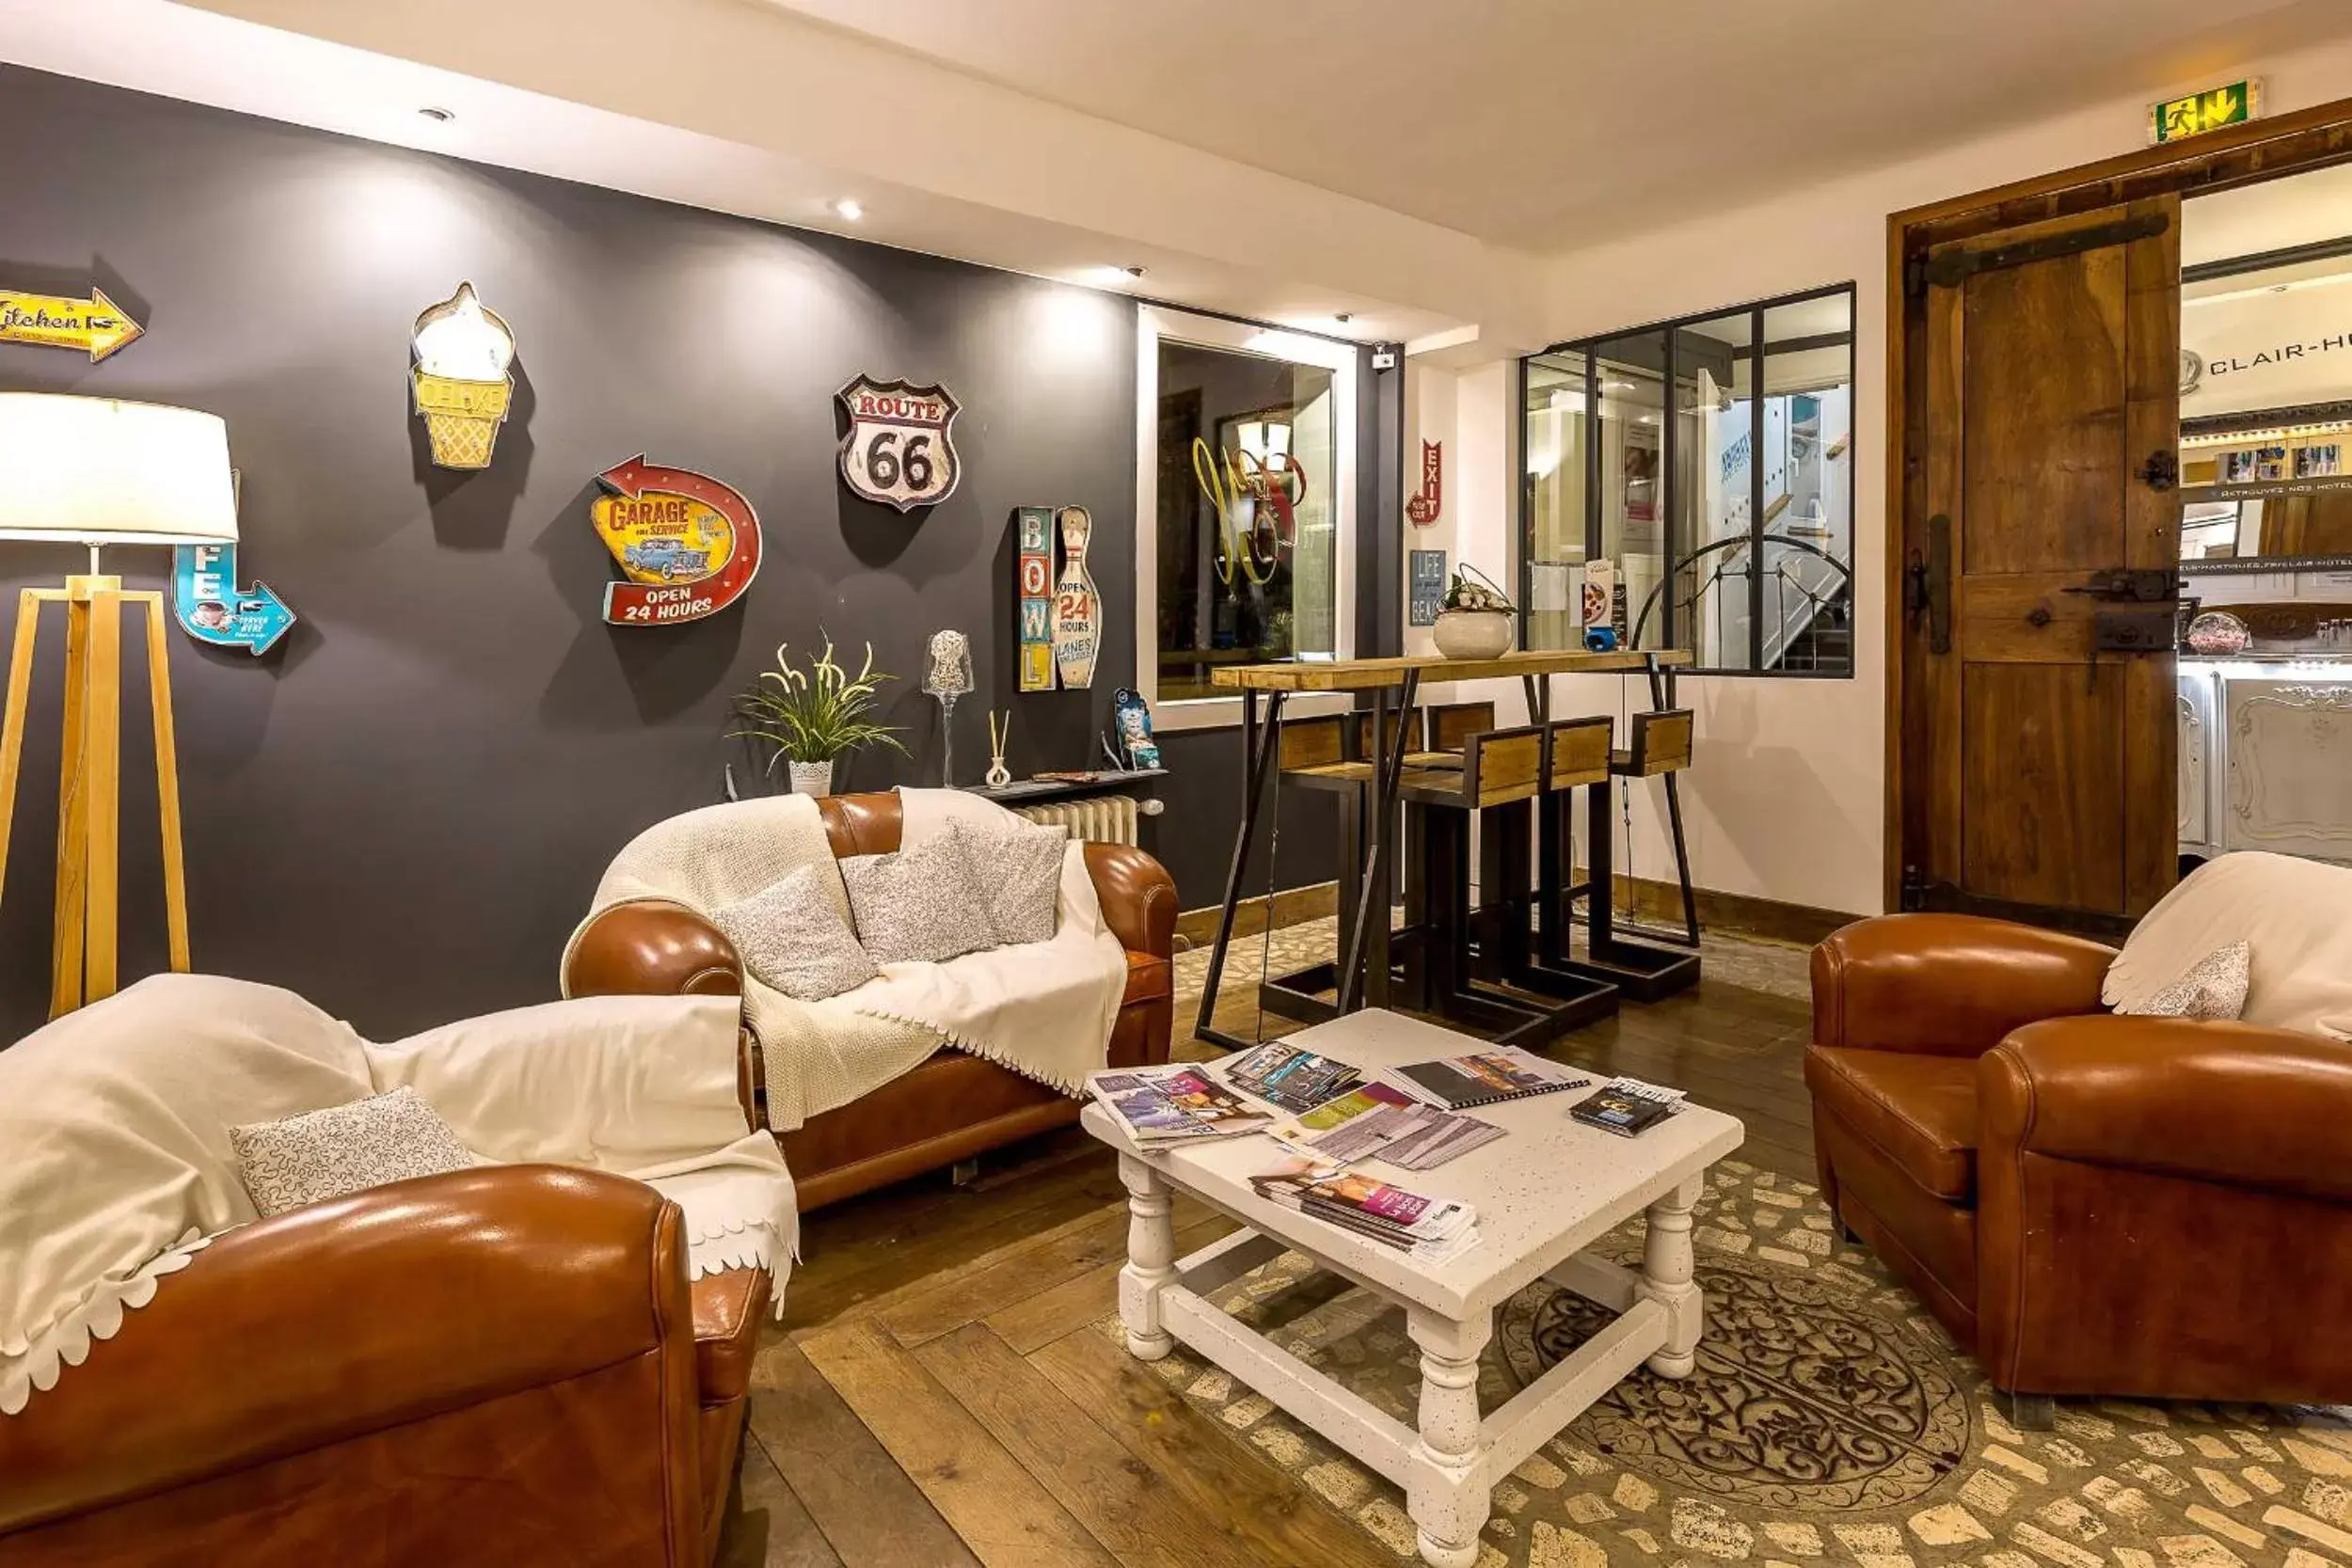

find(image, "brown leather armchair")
[1806,912,2352,1423]
[0,1165,768,1567]
[566,791,1177,1210]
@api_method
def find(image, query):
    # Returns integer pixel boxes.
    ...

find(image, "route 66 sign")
[837,374,961,512]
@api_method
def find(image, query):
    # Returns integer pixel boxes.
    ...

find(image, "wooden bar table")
[1194,647,1689,1052]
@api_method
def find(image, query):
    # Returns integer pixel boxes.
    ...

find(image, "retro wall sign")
[1014,506,1056,691]
[1406,439,1443,525]
[1051,505,1101,689]
[590,455,762,626]
[837,375,961,512]
[173,543,294,656]
[411,283,517,470]
[0,282,143,362]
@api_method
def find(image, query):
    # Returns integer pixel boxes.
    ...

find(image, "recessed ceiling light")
[1333,312,1354,325]
[418,106,455,123]
[1122,265,1147,278]
[833,198,864,221]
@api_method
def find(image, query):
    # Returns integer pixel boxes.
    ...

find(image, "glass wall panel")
[1155,341,1338,700]
[1522,351,1588,653]
[1757,293,1855,674]
[1522,285,1854,676]
[1591,330,1670,651]
[1670,310,1754,666]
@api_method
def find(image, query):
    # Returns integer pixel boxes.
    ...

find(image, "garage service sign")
[590,454,762,626]
[837,375,961,512]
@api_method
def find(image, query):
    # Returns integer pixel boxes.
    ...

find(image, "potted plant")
[1433,563,1518,658]
[731,636,906,797]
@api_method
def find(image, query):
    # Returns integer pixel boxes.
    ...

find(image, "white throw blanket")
[0,976,793,1417]
[567,789,1129,1129]
[2104,850,2352,1038]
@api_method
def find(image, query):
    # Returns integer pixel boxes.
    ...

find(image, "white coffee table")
[1080,1009,1744,1568]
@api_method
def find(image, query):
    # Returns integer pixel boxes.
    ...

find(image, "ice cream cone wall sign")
[590,455,762,626]
[410,282,516,469]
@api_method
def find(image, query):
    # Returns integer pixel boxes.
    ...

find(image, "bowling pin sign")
[1051,505,1101,689]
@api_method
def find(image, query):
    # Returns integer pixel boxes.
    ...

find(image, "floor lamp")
[0,394,238,1017]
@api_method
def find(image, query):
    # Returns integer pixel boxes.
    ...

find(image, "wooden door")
[1906,197,2181,922]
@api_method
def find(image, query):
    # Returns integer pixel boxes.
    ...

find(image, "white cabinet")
[2177,668,2217,857]
[2223,674,2352,864]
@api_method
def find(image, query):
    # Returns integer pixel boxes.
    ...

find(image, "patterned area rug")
[1104,1162,2352,1565]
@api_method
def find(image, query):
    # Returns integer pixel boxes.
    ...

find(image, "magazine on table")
[1568,1076,1688,1138]
[1216,1039,1364,1114]
[1248,1158,1480,1262]
[1088,1064,1273,1148]
[1267,1083,1503,1171]
[1391,1044,1591,1111]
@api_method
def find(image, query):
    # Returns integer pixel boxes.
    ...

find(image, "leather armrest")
[1981,1015,2352,1202]
[564,899,743,1000]
[1085,842,1177,960]
[0,1166,691,1535]
[1811,913,2114,1057]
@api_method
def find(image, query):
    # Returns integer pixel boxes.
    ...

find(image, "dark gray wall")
[0,67,1378,1040]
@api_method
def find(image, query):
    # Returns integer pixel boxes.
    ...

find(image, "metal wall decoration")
[172,542,294,656]
[410,283,517,470]
[1406,439,1444,525]
[837,375,961,511]
[590,454,762,626]
[0,282,143,361]
[1015,506,1056,691]
[1051,505,1101,689]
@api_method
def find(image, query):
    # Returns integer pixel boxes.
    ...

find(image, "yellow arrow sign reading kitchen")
[0,286,144,362]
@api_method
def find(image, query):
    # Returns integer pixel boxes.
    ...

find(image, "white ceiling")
[755,0,2352,249]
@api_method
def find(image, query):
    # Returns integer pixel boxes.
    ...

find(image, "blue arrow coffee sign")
[172,543,294,655]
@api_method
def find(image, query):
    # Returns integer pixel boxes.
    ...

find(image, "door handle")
[1925,514,1952,655]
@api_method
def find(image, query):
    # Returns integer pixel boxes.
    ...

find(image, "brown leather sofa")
[1806,912,2352,1422]
[566,790,1177,1210]
[0,1166,768,1567]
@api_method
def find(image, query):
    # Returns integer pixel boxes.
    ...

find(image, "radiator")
[1014,795,1162,847]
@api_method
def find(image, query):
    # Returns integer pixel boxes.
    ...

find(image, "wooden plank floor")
[717,947,1818,1567]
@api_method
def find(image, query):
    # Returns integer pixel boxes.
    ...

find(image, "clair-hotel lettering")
[2206,333,2352,377]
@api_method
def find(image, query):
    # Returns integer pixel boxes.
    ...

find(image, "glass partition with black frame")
[1521,285,1856,675]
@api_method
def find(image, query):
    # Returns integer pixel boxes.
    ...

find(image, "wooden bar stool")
[1396,726,1587,1044]
[1477,717,1620,1030]
[1258,705,1420,1023]
[1548,707,1702,1002]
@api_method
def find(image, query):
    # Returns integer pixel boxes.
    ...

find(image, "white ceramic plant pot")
[787,760,834,798]
[1432,608,1515,659]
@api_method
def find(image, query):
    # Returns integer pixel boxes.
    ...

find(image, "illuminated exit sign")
[2149,79,2262,144]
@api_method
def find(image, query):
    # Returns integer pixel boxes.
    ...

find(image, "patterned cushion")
[946,816,1066,946]
[840,833,994,966]
[712,863,879,1002]
[2116,939,2250,1022]
[230,1086,476,1218]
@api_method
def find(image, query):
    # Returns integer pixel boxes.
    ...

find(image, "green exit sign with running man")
[2149,79,2262,144]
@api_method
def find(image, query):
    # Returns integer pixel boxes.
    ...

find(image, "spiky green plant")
[731,636,908,770]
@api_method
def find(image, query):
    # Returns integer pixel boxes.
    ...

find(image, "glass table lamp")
[0,393,237,1015]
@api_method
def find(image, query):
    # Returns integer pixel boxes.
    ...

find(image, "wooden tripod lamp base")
[0,394,232,1020]
[0,577,191,1017]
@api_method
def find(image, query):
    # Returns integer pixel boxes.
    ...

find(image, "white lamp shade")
[0,393,237,546]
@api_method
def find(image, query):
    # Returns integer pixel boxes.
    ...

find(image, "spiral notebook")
[1391,1047,1590,1111]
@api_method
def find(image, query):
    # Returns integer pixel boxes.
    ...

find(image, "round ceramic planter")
[787,760,834,797]
[1432,608,1515,659]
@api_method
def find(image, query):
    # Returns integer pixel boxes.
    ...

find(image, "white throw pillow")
[712,863,879,1001]
[2113,940,2249,1022]
[230,1087,477,1217]
[946,816,1067,947]
[840,833,994,965]
[2105,851,2352,1039]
